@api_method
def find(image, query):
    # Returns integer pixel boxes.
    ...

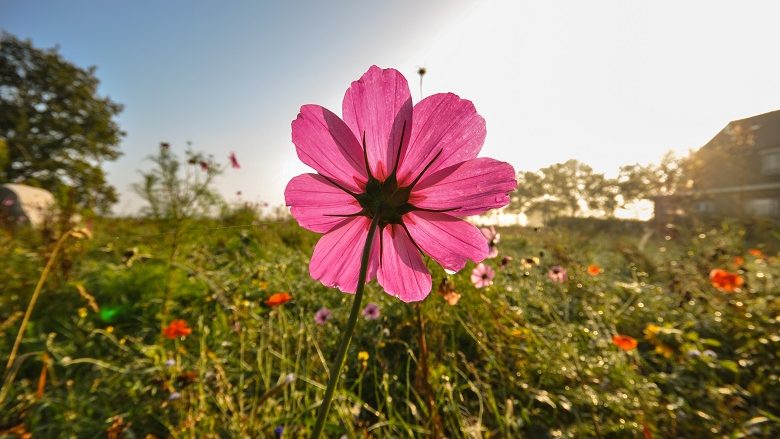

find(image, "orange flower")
[442,291,461,306]
[748,248,764,258]
[612,335,638,351]
[709,269,744,293]
[733,256,745,267]
[587,264,602,276]
[163,320,192,339]
[265,292,293,307]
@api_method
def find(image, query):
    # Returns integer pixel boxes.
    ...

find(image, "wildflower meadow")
[2,12,780,437]
[1,213,779,437]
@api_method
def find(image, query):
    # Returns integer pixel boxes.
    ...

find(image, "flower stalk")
[310,216,379,439]
[1,228,86,404]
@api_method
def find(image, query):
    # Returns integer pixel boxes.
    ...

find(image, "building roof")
[701,109,780,152]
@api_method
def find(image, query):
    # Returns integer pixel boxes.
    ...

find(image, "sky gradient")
[2,0,780,215]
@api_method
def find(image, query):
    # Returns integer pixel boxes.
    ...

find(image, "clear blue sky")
[2,0,780,215]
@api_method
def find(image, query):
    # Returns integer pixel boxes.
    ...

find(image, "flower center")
[357,175,414,227]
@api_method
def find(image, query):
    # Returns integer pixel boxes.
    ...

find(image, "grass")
[0,215,779,438]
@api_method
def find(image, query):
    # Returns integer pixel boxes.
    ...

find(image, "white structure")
[0,183,55,227]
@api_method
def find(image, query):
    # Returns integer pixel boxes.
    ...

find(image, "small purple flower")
[547,265,568,283]
[164,358,176,367]
[362,303,380,320]
[168,391,181,401]
[314,307,332,325]
[274,425,284,438]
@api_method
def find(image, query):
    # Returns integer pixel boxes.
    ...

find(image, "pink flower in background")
[547,265,568,283]
[229,152,241,169]
[362,303,380,320]
[471,263,495,288]
[284,66,516,302]
[480,226,500,258]
[2,198,14,207]
[314,307,332,325]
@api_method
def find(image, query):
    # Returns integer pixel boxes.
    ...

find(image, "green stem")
[1,230,73,404]
[310,217,379,439]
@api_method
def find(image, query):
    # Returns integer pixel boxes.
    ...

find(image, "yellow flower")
[644,324,661,340]
[357,351,369,362]
[77,307,88,318]
[510,328,530,338]
[655,344,674,358]
[105,326,114,334]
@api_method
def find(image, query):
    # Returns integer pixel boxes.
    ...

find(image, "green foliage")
[133,143,224,222]
[1,218,779,437]
[511,160,619,221]
[617,151,694,204]
[0,32,124,212]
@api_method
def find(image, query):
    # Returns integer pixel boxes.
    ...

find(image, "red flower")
[748,248,764,258]
[265,292,293,307]
[229,152,241,169]
[587,264,602,276]
[612,335,638,351]
[709,269,744,293]
[163,320,192,339]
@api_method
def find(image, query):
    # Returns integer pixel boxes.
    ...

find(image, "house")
[653,110,780,223]
[0,183,55,228]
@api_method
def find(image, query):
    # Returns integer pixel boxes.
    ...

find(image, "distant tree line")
[508,152,693,222]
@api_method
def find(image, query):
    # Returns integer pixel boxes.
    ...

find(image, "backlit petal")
[292,104,367,192]
[410,158,517,217]
[342,66,412,180]
[310,217,379,293]
[397,93,486,186]
[403,211,488,272]
[284,173,362,233]
[376,225,431,302]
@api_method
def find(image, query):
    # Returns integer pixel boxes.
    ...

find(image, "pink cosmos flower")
[362,303,380,320]
[229,152,241,169]
[480,226,500,258]
[547,265,568,283]
[314,307,332,325]
[471,263,495,288]
[284,66,516,302]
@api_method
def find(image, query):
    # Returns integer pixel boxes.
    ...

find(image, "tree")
[617,151,693,205]
[0,33,124,213]
[510,160,619,221]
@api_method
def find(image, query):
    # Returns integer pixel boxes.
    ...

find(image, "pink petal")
[403,211,488,272]
[292,104,367,192]
[342,66,412,180]
[409,158,516,217]
[376,225,431,302]
[310,217,379,293]
[284,173,362,233]
[396,93,486,186]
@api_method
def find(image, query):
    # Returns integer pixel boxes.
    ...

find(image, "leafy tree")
[510,160,619,221]
[617,151,693,205]
[0,33,124,212]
